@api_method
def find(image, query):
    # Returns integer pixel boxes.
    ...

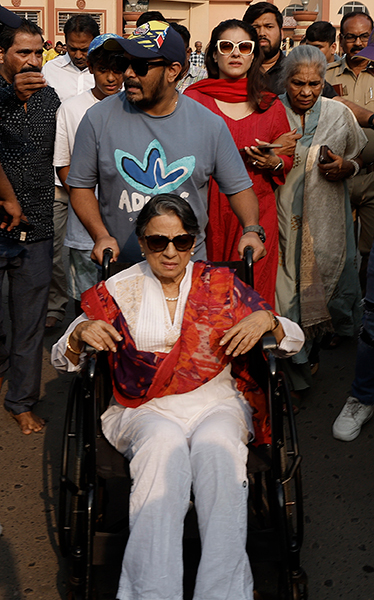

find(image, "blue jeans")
[351,240,374,405]
[0,238,53,414]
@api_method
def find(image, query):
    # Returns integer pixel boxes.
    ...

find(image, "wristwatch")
[242,225,266,243]
[368,113,374,130]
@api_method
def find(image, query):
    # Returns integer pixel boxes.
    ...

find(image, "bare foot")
[11,411,45,434]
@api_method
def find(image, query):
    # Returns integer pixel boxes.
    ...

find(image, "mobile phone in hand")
[318,145,334,164]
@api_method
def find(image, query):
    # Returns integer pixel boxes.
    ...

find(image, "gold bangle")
[66,332,82,355]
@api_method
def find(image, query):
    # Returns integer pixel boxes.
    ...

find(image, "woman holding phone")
[185,19,292,305]
[275,45,366,391]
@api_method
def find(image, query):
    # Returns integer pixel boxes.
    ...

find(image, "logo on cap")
[129,21,170,51]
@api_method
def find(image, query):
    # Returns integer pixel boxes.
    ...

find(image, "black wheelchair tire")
[59,371,95,600]
[59,375,82,557]
[277,372,307,600]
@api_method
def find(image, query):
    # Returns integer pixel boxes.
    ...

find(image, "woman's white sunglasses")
[216,39,255,56]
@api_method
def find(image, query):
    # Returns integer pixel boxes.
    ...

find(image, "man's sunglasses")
[216,40,255,56]
[115,55,170,76]
[144,234,195,253]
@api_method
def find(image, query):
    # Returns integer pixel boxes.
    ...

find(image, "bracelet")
[348,159,360,179]
[268,311,280,331]
[273,158,284,172]
[368,114,374,129]
[66,332,82,355]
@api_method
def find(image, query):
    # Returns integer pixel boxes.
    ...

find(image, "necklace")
[164,295,179,302]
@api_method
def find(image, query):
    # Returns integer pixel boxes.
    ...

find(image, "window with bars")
[57,12,103,33]
[12,11,40,25]
[282,4,305,17]
[338,2,370,15]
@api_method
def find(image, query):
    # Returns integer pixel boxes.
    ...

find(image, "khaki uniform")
[326,58,374,289]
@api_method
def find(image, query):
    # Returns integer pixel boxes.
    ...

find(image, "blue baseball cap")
[103,20,186,66]
[88,33,125,56]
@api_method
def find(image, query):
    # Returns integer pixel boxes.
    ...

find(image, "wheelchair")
[58,248,308,600]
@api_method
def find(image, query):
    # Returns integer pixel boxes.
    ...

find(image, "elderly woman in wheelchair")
[52,194,304,600]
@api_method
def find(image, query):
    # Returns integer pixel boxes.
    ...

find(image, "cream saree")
[276,94,367,368]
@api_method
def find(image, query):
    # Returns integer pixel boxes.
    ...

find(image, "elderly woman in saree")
[52,194,304,600]
[276,45,367,392]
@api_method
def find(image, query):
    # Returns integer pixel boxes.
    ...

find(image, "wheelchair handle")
[102,248,113,281]
[243,246,254,288]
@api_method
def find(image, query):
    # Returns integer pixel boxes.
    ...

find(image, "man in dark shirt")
[243,2,337,97]
[0,5,23,230]
[0,19,60,433]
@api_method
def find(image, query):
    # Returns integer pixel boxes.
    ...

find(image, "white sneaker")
[332,396,374,441]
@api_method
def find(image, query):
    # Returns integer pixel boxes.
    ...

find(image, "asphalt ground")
[1,285,374,600]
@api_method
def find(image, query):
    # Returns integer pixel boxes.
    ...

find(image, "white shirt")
[42,53,94,103]
[43,53,95,187]
[53,89,99,250]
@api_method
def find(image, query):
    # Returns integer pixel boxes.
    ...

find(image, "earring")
[141,251,145,257]
[191,251,194,256]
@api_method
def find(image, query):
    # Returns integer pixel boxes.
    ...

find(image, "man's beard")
[260,34,281,60]
[125,71,166,110]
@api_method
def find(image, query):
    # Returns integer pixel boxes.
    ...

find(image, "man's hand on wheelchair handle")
[238,232,266,262]
[219,311,284,357]
[91,235,120,265]
[71,320,123,353]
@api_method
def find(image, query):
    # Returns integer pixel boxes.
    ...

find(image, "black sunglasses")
[144,234,195,253]
[115,55,170,76]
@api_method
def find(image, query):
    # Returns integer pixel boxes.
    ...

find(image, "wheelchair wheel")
[276,372,308,600]
[59,374,81,557]
[59,359,97,600]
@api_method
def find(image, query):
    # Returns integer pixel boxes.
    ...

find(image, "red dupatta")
[186,78,276,110]
[81,262,271,444]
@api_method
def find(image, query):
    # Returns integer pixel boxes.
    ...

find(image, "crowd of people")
[1,2,374,598]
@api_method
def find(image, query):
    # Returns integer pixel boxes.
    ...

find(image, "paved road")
[1,294,373,599]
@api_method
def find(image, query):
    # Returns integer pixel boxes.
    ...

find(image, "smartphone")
[318,145,334,164]
[239,143,282,153]
[254,143,283,150]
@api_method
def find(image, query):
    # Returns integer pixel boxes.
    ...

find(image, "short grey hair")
[281,45,327,89]
[135,194,200,238]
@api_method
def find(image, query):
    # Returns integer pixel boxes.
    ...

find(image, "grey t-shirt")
[67,92,252,262]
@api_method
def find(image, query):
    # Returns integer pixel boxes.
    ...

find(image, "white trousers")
[102,402,254,600]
